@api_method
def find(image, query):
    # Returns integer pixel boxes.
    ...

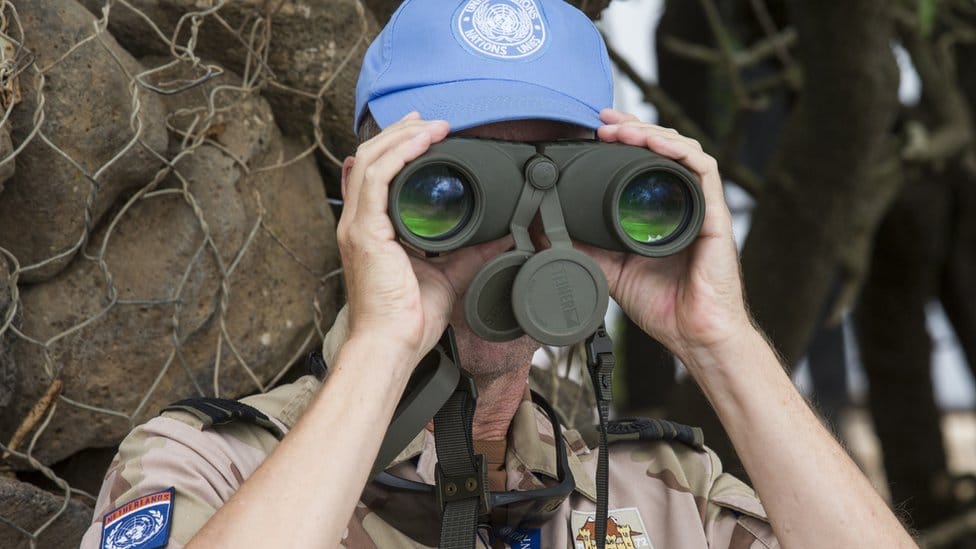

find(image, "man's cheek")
[449,299,468,326]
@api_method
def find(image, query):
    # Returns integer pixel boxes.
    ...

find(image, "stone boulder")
[0,0,169,282]
[0,63,340,465]
[0,476,93,549]
[0,254,14,409]
[0,124,13,194]
[0,33,18,192]
[79,0,378,163]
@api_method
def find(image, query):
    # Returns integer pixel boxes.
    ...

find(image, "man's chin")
[448,322,540,380]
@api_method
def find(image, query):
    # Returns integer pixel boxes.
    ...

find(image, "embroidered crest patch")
[100,488,175,549]
[455,0,547,60]
[571,507,653,549]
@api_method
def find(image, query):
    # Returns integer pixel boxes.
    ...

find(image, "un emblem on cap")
[455,0,547,60]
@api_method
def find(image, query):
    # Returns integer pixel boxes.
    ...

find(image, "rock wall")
[77,0,378,159]
[0,1,355,546]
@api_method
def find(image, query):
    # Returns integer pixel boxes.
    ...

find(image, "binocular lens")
[397,165,474,240]
[618,171,690,244]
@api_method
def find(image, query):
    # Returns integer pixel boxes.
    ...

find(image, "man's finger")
[642,134,732,237]
[599,108,639,124]
[354,122,450,220]
[344,118,447,219]
[598,121,684,145]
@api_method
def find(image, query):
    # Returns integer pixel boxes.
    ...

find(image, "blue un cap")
[354,0,614,134]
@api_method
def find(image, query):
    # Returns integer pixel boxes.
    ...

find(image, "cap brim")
[366,79,604,133]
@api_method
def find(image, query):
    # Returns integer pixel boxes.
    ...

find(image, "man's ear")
[341,156,355,199]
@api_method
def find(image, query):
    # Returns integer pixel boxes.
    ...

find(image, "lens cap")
[511,248,609,346]
[464,251,533,341]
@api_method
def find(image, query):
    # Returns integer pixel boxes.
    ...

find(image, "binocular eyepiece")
[388,138,705,346]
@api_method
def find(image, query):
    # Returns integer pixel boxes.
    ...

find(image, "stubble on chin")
[450,325,540,383]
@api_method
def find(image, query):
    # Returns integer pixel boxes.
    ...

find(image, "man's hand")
[338,113,510,367]
[581,109,752,360]
[586,110,918,549]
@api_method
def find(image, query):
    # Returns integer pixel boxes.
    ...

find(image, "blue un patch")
[454,0,548,60]
[100,487,175,549]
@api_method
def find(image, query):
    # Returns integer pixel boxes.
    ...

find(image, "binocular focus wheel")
[511,248,609,346]
[464,251,533,342]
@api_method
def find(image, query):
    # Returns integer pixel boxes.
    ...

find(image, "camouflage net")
[0,0,371,546]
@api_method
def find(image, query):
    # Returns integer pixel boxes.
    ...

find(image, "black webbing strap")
[162,397,285,440]
[586,325,614,549]
[433,329,487,549]
[604,417,705,450]
[369,343,461,481]
[305,350,328,380]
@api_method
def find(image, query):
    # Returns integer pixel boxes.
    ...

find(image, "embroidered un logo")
[104,510,165,549]
[456,0,547,60]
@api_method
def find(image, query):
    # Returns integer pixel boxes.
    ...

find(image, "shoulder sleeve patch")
[99,487,175,549]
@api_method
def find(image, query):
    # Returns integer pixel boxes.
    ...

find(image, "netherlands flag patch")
[100,487,175,549]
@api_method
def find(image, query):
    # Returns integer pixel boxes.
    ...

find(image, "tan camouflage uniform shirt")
[81,313,779,549]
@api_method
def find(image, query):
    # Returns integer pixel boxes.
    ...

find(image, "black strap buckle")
[585,325,614,365]
[435,453,491,515]
[585,326,615,403]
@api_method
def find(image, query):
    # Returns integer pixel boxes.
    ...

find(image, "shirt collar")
[388,388,597,501]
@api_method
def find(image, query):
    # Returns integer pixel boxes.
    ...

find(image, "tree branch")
[2,379,62,460]
[749,0,798,70]
[605,42,764,195]
[697,0,753,108]
[893,5,974,164]
[661,29,797,70]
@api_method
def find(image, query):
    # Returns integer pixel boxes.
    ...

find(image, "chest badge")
[571,507,653,549]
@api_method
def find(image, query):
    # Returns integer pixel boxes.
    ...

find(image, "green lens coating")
[618,171,690,244]
[398,164,474,240]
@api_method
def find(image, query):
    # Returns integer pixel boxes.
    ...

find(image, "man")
[82,1,916,548]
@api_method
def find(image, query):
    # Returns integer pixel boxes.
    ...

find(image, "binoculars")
[388,138,705,345]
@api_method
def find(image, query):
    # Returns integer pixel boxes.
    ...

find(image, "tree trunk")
[740,0,900,365]
[943,27,976,396]
[854,172,953,529]
[853,10,976,530]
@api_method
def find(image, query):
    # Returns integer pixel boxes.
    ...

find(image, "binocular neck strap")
[370,327,616,549]
[586,325,615,549]
[369,330,461,481]
[431,329,488,549]
[366,326,486,548]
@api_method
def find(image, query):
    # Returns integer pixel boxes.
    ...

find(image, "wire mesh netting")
[0,1,377,546]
